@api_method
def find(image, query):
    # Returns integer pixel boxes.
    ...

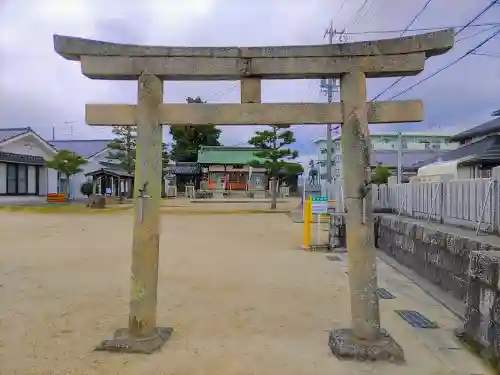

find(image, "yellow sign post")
[302,198,312,249]
[302,198,337,250]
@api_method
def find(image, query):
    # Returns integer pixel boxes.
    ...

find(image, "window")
[17,164,27,194]
[7,164,16,194]
[431,142,441,150]
[320,148,327,154]
[480,169,491,178]
[420,140,431,150]
[401,139,408,149]
[4,163,39,195]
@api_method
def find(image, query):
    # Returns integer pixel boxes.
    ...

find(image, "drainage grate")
[326,255,342,262]
[376,287,395,300]
[395,310,438,328]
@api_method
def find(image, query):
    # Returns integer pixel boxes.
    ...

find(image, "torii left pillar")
[95,73,173,353]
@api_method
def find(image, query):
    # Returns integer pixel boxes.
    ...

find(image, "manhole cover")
[326,255,342,262]
[394,310,438,328]
[376,288,395,300]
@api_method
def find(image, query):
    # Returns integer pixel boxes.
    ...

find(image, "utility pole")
[321,21,335,184]
[321,21,344,183]
[64,120,76,141]
[397,132,402,184]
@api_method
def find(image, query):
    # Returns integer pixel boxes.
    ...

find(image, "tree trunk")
[270,176,277,210]
[127,179,133,199]
[64,173,70,201]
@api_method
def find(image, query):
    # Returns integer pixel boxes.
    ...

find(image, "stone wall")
[329,213,500,361]
[461,251,500,360]
[377,215,476,302]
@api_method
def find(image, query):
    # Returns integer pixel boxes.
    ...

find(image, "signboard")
[311,196,328,215]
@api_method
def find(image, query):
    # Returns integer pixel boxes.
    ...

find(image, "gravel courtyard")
[0,211,490,375]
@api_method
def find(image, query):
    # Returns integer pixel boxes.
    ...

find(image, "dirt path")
[0,211,490,375]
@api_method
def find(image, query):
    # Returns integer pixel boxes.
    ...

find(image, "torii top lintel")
[53,29,454,80]
[54,29,453,59]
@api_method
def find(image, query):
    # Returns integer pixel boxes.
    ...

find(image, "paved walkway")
[0,211,492,375]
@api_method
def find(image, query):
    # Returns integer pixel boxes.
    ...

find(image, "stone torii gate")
[53,29,453,359]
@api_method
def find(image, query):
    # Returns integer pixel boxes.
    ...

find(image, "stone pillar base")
[95,326,173,354]
[328,328,405,363]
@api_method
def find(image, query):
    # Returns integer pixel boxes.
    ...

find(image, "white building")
[0,127,59,199]
[0,128,172,202]
[313,131,458,182]
[416,110,500,179]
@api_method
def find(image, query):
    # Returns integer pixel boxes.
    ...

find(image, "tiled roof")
[85,161,132,178]
[50,139,112,158]
[0,127,31,143]
[197,146,266,164]
[449,117,500,142]
[414,134,500,168]
[371,150,441,169]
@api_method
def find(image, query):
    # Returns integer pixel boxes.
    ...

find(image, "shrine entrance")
[53,29,453,360]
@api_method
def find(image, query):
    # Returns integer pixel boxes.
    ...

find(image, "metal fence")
[323,178,499,234]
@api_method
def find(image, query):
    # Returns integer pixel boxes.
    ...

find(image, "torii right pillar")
[329,43,454,362]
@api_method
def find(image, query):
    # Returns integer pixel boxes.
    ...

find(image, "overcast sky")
[1,0,499,163]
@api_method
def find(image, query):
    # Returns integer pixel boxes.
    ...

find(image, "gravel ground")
[0,211,490,375]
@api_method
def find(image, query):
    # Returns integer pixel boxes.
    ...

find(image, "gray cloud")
[0,0,499,160]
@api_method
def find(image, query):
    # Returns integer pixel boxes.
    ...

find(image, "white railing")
[372,178,498,233]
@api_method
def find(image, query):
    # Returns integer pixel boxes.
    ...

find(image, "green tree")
[248,125,298,209]
[107,126,137,175]
[279,162,304,187]
[372,164,392,185]
[80,180,94,206]
[161,143,171,197]
[46,150,88,198]
[170,96,222,162]
[107,126,170,197]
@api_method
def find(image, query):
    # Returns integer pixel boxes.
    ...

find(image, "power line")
[471,51,500,57]
[332,0,349,28]
[371,0,435,100]
[388,28,500,100]
[341,0,371,31]
[456,24,500,42]
[399,0,434,37]
[372,0,500,100]
[341,22,500,35]
[455,0,500,35]
[367,0,392,24]
[352,0,378,26]
[206,84,238,100]
[369,24,500,100]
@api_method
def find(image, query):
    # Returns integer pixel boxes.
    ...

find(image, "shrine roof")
[197,146,266,165]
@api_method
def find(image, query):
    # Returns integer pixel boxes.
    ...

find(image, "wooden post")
[340,70,380,341]
[129,73,164,338]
